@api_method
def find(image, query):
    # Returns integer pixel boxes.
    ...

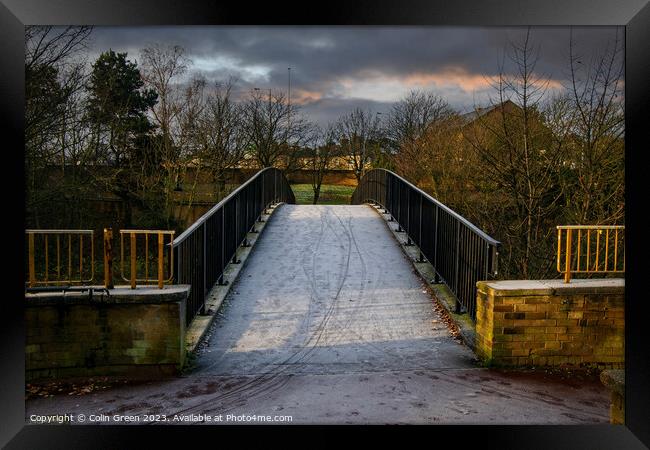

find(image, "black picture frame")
[1,0,648,447]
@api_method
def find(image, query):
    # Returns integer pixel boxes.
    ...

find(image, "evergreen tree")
[86,50,159,227]
[86,49,158,165]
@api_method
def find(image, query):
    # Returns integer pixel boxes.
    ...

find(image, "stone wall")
[26,286,189,381]
[476,279,624,368]
[285,169,358,186]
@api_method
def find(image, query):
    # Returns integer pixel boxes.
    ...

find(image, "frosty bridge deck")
[193,204,476,377]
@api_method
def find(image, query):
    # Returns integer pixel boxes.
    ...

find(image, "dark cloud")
[82,26,622,126]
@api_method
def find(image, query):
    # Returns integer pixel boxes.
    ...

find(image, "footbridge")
[174,167,500,327]
[26,168,618,425]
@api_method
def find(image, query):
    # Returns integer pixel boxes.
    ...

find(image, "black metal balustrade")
[351,169,500,320]
[173,167,295,325]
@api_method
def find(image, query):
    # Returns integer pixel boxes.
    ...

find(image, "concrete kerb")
[366,203,478,351]
[184,202,285,353]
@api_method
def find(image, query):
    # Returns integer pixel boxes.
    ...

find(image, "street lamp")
[287,67,291,142]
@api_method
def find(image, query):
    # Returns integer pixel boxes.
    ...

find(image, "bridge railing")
[557,225,625,283]
[351,169,500,321]
[173,167,295,326]
[25,229,95,287]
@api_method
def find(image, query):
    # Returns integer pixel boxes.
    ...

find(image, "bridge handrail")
[172,167,295,326]
[351,168,500,321]
[354,169,500,245]
[556,225,625,283]
[175,167,281,246]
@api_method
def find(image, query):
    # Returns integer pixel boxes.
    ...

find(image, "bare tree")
[140,44,190,226]
[174,76,208,223]
[195,80,249,197]
[336,108,382,182]
[243,89,312,170]
[464,28,564,278]
[25,26,92,152]
[308,125,338,204]
[562,28,625,225]
[140,44,189,150]
[396,113,465,200]
[25,26,93,227]
[389,91,456,188]
[387,90,454,152]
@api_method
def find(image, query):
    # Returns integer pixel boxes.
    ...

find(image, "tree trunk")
[313,185,321,204]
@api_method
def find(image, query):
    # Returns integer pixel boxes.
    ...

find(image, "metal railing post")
[130,232,136,289]
[261,173,265,220]
[219,207,227,285]
[433,207,439,283]
[28,233,35,288]
[406,189,411,244]
[418,194,424,262]
[158,232,164,289]
[396,183,403,232]
[203,223,207,297]
[454,222,461,313]
[564,228,572,283]
[485,243,490,282]
[103,228,114,289]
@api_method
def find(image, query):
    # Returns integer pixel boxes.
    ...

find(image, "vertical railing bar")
[557,228,562,273]
[614,228,619,271]
[577,229,581,272]
[28,233,35,287]
[67,234,72,281]
[56,235,60,281]
[587,230,591,272]
[44,235,49,282]
[120,231,124,281]
[595,230,600,272]
[158,232,164,289]
[564,228,572,283]
[604,229,609,272]
[406,187,410,242]
[433,205,439,281]
[130,232,136,289]
[454,221,461,312]
[203,222,207,298]
[79,235,83,281]
[145,233,149,282]
[418,194,423,262]
[90,232,95,282]
[169,232,174,280]
[485,242,490,285]
[104,228,113,289]
[221,206,226,284]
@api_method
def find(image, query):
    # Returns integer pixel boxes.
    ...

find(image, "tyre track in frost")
[159,206,356,418]
[146,206,325,418]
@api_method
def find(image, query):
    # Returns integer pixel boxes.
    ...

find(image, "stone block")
[514,304,537,312]
[524,312,547,320]
[523,297,550,304]
[544,341,561,350]
[545,326,567,334]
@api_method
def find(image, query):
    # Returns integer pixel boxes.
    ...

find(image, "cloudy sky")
[85,26,623,127]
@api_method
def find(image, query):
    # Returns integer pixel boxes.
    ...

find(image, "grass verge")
[290,184,356,205]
